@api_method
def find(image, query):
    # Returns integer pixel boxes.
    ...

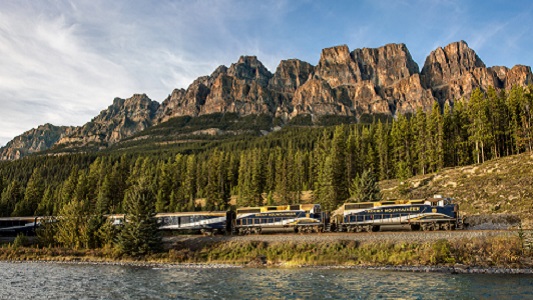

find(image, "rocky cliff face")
[0,124,74,160]
[153,41,532,124]
[421,40,533,103]
[55,94,160,148]
[290,43,435,117]
[3,40,533,159]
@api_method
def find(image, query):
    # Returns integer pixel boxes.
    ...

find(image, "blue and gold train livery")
[0,196,460,236]
[234,204,327,234]
[156,211,233,234]
[337,195,459,232]
[107,211,233,234]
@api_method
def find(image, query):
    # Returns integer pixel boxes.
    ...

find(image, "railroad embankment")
[1,230,532,273]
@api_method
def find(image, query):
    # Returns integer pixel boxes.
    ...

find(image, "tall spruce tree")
[349,169,382,203]
[13,168,44,216]
[314,155,337,211]
[55,199,89,250]
[118,179,161,256]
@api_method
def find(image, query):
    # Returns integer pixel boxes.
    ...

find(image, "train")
[0,195,461,236]
[109,195,461,235]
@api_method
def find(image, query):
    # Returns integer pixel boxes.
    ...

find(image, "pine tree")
[375,121,391,180]
[345,126,362,182]
[35,186,55,216]
[0,180,24,217]
[95,175,113,214]
[413,108,428,175]
[331,126,349,202]
[427,102,444,173]
[13,168,44,216]
[182,155,198,208]
[117,179,161,256]
[55,199,89,249]
[467,88,492,163]
[313,155,337,211]
[349,169,382,203]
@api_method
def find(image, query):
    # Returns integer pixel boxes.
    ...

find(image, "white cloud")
[1,0,532,147]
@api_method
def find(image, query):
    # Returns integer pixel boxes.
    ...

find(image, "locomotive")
[333,196,460,232]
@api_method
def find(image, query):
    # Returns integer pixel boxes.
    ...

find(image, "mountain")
[53,94,160,150]
[0,124,74,160]
[1,41,532,160]
[421,40,532,102]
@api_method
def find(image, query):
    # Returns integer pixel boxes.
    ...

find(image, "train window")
[345,203,374,210]
[237,209,261,214]
[289,205,300,211]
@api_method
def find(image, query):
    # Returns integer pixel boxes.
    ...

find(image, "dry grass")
[380,152,533,228]
[2,235,530,268]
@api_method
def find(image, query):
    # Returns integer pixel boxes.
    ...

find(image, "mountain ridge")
[1,40,532,160]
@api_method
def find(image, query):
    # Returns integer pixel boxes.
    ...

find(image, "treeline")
[0,85,532,217]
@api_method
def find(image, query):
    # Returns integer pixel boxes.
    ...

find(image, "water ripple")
[0,262,532,299]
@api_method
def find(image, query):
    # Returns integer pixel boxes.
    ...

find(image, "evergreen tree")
[375,121,391,180]
[95,175,113,214]
[313,155,337,211]
[413,108,428,175]
[349,169,382,203]
[118,179,161,256]
[13,168,44,216]
[427,102,444,173]
[55,199,89,249]
[345,126,362,182]
[467,88,492,163]
[0,180,24,217]
[331,126,349,202]
[182,155,198,209]
[35,186,55,216]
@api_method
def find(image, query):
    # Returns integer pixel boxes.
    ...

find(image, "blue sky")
[1,0,533,146]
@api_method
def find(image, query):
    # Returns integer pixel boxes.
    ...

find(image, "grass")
[1,236,530,269]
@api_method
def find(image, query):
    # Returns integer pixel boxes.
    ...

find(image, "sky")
[1,0,533,147]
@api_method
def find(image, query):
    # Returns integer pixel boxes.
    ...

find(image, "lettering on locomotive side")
[370,207,421,214]
[260,212,298,217]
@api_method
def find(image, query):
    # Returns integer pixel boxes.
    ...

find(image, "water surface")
[1,262,532,299]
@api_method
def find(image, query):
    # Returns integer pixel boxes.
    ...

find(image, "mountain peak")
[2,40,532,160]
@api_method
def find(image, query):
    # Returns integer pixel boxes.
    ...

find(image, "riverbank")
[2,259,533,275]
[1,232,532,273]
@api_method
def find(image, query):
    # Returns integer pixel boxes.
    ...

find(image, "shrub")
[12,234,29,248]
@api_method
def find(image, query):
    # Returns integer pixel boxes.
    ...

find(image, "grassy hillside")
[380,152,533,227]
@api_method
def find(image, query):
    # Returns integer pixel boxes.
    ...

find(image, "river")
[1,262,532,299]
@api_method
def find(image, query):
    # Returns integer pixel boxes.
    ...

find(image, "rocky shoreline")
[2,259,532,275]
